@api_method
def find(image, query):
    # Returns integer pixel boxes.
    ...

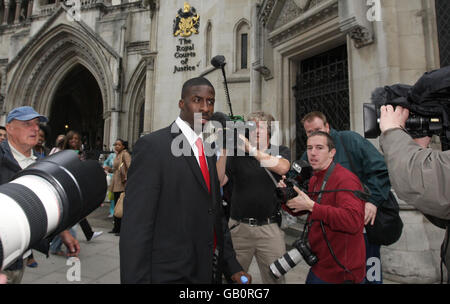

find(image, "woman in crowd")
[106,139,131,235]
[63,130,103,241]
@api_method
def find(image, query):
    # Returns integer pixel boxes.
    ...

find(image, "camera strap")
[308,162,357,283]
[303,162,336,239]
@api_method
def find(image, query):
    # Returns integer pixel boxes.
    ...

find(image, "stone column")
[3,0,10,25]
[27,0,33,19]
[141,1,159,135]
[250,2,262,113]
[14,0,21,24]
[142,52,157,135]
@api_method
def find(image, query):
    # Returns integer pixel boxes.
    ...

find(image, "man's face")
[303,117,330,137]
[0,129,6,143]
[307,135,335,171]
[179,85,215,132]
[6,118,40,149]
[249,120,270,150]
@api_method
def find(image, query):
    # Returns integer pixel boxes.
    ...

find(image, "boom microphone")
[211,55,226,69]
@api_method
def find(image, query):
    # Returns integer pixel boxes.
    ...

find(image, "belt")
[232,216,278,227]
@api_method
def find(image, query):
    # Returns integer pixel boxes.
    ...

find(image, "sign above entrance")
[173,2,200,37]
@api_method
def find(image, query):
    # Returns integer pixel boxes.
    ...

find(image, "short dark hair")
[0,126,6,131]
[301,111,328,126]
[308,131,335,151]
[181,77,214,99]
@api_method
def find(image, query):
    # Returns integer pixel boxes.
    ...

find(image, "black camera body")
[364,100,443,139]
[269,236,318,279]
[293,238,318,267]
[363,66,450,150]
[275,160,312,204]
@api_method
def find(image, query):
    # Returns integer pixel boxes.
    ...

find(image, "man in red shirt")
[285,131,366,283]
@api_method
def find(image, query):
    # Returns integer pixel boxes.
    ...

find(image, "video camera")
[363,66,450,149]
[204,55,256,153]
[0,150,106,270]
[275,160,312,204]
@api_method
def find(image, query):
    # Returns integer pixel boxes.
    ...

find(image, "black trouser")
[113,192,123,233]
[79,218,94,241]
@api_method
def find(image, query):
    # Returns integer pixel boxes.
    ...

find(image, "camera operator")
[217,111,291,284]
[380,105,450,274]
[0,106,80,284]
[379,105,450,218]
[280,131,366,284]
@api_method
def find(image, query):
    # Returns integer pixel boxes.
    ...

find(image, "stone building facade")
[0,0,448,283]
[257,0,448,283]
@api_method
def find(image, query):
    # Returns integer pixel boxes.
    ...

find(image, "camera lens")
[269,248,302,279]
[0,150,106,270]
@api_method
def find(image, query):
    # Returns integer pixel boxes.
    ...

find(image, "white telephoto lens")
[0,193,32,269]
[11,175,62,236]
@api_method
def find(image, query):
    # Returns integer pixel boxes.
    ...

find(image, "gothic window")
[235,19,250,71]
[205,21,212,67]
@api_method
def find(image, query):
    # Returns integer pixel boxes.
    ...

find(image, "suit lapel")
[170,122,210,194]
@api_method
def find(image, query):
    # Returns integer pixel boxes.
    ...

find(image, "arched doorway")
[48,64,104,159]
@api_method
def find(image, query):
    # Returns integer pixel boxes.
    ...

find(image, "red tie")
[195,138,216,251]
[195,138,210,193]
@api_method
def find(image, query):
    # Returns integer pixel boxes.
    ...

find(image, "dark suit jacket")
[119,123,242,283]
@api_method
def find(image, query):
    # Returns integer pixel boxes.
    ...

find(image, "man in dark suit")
[120,77,251,284]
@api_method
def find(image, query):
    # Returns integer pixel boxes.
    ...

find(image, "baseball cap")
[6,106,49,123]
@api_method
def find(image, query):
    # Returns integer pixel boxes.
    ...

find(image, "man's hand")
[230,271,252,284]
[60,230,80,257]
[0,273,7,284]
[379,105,409,133]
[286,186,315,213]
[364,202,377,226]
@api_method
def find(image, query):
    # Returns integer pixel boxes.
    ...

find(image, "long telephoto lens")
[0,150,106,270]
[269,248,302,279]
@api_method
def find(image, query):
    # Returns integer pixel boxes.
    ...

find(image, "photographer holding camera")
[280,131,366,284]
[379,104,450,277]
[379,105,450,218]
[218,111,291,284]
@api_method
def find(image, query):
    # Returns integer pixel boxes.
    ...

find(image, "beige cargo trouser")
[229,218,286,284]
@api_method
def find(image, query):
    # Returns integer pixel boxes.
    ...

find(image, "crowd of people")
[1,76,449,285]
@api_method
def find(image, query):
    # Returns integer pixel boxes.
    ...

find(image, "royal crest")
[173,2,200,37]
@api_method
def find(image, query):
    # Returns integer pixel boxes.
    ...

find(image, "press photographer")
[276,131,366,284]
[364,65,450,283]
[216,111,291,284]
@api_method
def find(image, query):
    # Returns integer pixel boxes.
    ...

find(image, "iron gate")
[436,0,450,67]
[294,44,350,159]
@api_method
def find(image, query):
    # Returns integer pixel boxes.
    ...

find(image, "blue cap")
[7,106,48,124]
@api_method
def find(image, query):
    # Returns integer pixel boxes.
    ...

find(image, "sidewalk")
[21,203,384,284]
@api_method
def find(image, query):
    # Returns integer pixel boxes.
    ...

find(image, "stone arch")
[5,23,116,120]
[124,59,146,146]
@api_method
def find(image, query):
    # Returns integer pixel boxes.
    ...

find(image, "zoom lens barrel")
[0,150,106,270]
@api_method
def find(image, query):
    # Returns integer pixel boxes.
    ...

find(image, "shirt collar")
[175,116,204,148]
[8,142,37,168]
